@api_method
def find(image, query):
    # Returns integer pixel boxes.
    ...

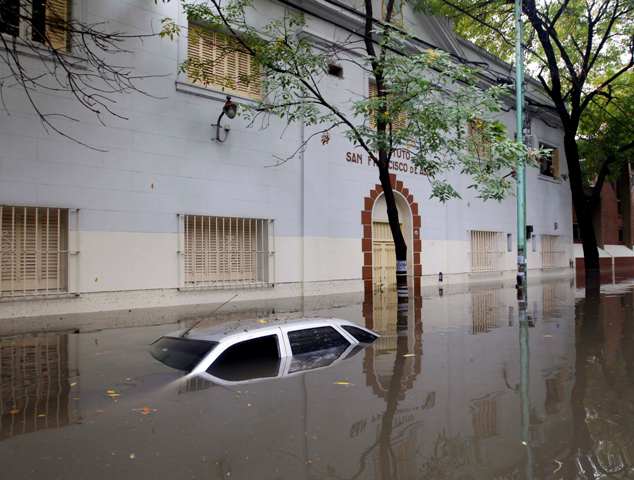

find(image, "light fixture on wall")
[212,96,238,142]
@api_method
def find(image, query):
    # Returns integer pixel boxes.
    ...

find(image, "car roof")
[171,317,364,343]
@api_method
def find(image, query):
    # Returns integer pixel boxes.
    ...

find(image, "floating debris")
[132,406,158,416]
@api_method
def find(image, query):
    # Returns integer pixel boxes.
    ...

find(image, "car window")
[150,337,218,372]
[342,325,378,344]
[287,326,349,355]
[288,345,348,374]
[207,334,280,381]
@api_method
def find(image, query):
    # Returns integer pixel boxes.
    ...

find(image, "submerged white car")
[150,318,379,385]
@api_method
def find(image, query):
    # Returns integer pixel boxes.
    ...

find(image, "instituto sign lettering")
[345,150,427,176]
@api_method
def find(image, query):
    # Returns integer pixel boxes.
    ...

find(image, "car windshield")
[150,336,218,372]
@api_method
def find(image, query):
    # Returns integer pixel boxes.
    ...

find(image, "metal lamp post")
[515,1,533,478]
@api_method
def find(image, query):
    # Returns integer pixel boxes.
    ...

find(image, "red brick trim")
[361,176,422,295]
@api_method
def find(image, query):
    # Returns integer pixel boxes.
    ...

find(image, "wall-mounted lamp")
[212,96,238,142]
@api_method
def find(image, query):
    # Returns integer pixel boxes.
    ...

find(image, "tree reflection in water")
[562,288,634,479]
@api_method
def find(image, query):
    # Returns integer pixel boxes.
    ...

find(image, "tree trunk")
[377,162,408,297]
[564,132,600,291]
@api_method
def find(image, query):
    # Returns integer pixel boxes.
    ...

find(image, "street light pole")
[515,0,527,296]
[515,2,532,478]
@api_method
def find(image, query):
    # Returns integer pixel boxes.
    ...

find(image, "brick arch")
[361,173,422,295]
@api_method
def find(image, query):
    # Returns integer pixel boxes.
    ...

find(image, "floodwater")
[1,278,634,479]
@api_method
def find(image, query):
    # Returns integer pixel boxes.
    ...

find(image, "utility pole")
[515,0,527,296]
[515,2,532,478]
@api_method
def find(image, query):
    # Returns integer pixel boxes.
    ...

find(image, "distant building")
[573,163,634,283]
[0,0,573,319]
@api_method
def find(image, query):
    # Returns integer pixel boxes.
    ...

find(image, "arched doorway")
[371,191,413,290]
[361,174,422,296]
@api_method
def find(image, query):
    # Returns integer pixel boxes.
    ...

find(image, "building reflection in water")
[358,282,579,480]
[0,333,79,441]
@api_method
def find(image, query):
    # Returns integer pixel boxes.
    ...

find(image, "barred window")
[470,230,504,272]
[187,23,261,100]
[0,206,69,297]
[0,0,70,51]
[471,397,498,438]
[541,234,562,269]
[471,290,498,334]
[183,215,272,288]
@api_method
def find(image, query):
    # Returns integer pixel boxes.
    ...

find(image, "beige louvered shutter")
[46,0,70,51]
[187,25,261,100]
[368,80,406,131]
[368,81,378,129]
[552,148,561,178]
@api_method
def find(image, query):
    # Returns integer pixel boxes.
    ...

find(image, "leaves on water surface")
[106,389,121,398]
[333,381,354,386]
[133,406,158,416]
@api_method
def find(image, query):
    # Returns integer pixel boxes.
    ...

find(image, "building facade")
[573,163,634,284]
[0,0,573,319]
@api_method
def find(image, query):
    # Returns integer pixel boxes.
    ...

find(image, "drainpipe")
[300,120,306,311]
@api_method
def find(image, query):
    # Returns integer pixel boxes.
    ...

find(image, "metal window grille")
[182,215,273,289]
[0,206,69,297]
[470,230,504,272]
[471,291,498,334]
[543,284,556,315]
[471,397,498,438]
[541,235,562,269]
[0,333,78,440]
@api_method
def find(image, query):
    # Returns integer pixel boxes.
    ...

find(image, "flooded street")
[1,278,634,479]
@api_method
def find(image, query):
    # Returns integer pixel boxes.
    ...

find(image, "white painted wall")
[0,0,573,317]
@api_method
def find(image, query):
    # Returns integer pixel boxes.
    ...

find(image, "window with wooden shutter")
[538,143,560,179]
[187,24,261,100]
[0,0,70,51]
[0,206,69,297]
[183,215,272,288]
[44,0,70,51]
[368,80,406,131]
[467,118,492,160]
[381,0,404,27]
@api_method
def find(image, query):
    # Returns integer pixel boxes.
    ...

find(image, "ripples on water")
[0,278,633,480]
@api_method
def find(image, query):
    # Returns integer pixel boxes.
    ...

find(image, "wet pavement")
[1,278,634,479]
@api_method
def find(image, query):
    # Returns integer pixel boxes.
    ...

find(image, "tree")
[0,0,172,148]
[165,0,526,293]
[422,0,634,287]
[578,71,634,193]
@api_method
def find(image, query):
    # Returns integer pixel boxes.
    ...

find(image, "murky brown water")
[1,278,634,479]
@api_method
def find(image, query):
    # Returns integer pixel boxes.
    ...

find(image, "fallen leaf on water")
[257,319,268,324]
[333,381,353,386]
[106,389,120,398]
[403,353,415,357]
[70,382,77,387]
[132,406,158,416]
